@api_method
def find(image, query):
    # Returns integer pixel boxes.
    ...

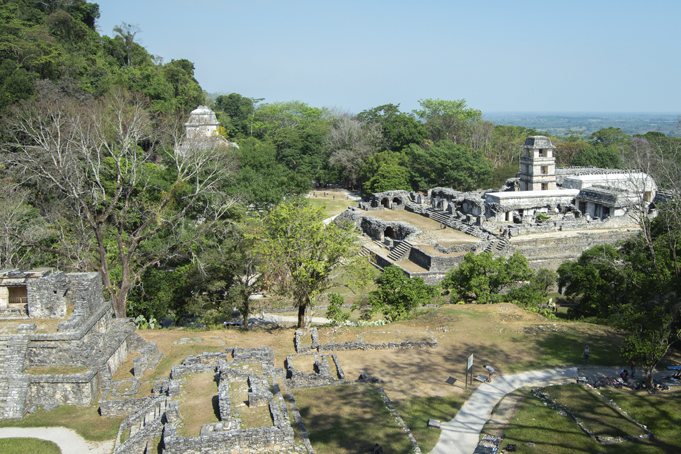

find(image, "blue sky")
[94,0,681,114]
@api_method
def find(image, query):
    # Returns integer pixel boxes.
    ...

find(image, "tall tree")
[2,85,238,317]
[112,22,140,67]
[258,200,371,329]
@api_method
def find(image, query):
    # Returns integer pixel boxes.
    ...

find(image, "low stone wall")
[101,395,157,417]
[163,425,295,454]
[294,329,320,353]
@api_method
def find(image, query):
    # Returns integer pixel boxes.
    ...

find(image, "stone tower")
[184,105,220,139]
[519,136,557,191]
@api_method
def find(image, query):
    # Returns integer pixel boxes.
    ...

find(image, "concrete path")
[0,427,114,453]
[430,367,578,454]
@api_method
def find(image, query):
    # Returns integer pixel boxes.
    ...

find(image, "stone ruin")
[343,135,660,283]
[0,269,160,420]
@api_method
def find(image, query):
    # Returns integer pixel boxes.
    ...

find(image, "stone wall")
[26,371,100,407]
[27,271,68,319]
[58,273,104,331]
[163,425,295,454]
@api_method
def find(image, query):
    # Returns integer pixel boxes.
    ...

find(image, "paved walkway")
[430,367,578,454]
[0,427,113,453]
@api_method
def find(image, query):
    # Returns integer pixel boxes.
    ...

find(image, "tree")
[258,200,371,329]
[588,127,630,148]
[405,141,493,192]
[441,251,534,304]
[112,22,140,67]
[412,98,482,144]
[361,151,412,194]
[573,145,622,168]
[326,114,382,189]
[619,294,681,388]
[367,265,436,321]
[557,245,626,319]
[2,85,238,318]
[358,103,426,151]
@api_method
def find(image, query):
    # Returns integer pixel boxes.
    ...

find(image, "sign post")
[466,354,474,389]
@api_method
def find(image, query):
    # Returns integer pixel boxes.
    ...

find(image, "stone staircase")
[0,335,30,419]
[387,241,413,261]
[358,246,371,258]
[483,238,510,253]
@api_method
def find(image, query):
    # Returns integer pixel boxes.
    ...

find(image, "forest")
[1,0,681,367]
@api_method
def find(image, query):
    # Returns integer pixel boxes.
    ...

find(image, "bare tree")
[2,85,238,317]
[326,114,382,189]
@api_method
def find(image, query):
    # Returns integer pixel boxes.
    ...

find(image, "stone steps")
[387,241,413,261]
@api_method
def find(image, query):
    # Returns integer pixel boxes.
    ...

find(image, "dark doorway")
[384,227,397,240]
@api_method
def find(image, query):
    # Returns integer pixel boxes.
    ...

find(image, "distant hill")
[483,112,681,138]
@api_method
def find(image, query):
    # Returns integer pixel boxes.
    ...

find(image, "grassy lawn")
[0,405,123,441]
[496,385,681,454]
[545,384,646,438]
[0,438,61,454]
[307,196,355,218]
[293,383,413,454]
[394,390,472,453]
[177,371,220,437]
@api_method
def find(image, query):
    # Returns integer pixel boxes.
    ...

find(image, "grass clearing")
[293,383,413,454]
[497,386,681,454]
[25,366,89,375]
[240,405,273,428]
[0,438,61,454]
[361,330,432,344]
[0,405,123,441]
[394,390,472,453]
[177,371,220,437]
[546,384,646,438]
[307,196,356,218]
[287,355,317,374]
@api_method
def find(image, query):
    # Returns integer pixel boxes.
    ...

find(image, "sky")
[94,0,681,115]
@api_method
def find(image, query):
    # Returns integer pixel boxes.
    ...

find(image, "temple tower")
[519,136,557,191]
[184,105,220,139]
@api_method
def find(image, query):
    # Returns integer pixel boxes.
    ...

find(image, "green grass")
[307,198,355,217]
[0,438,61,454]
[394,390,472,453]
[503,327,625,373]
[545,385,646,438]
[0,405,122,441]
[293,383,413,454]
[498,386,680,454]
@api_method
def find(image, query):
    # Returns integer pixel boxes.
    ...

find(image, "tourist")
[620,369,629,381]
[583,345,590,365]
[484,364,495,382]
[631,359,636,378]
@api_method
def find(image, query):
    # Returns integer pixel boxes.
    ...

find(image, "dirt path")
[0,427,113,454]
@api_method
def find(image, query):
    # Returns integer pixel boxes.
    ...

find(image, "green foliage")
[361,151,412,194]
[358,103,426,151]
[487,163,519,189]
[325,293,350,325]
[534,268,557,296]
[557,245,626,319]
[214,93,256,138]
[573,145,622,169]
[259,199,372,328]
[441,251,534,304]
[588,127,630,148]
[0,1,204,115]
[405,141,493,191]
[412,97,482,143]
[367,265,436,321]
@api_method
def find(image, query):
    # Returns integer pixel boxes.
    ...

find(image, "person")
[620,369,629,381]
[583,345,590,365]
[631,359,636,378]
[484,364,495,382]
